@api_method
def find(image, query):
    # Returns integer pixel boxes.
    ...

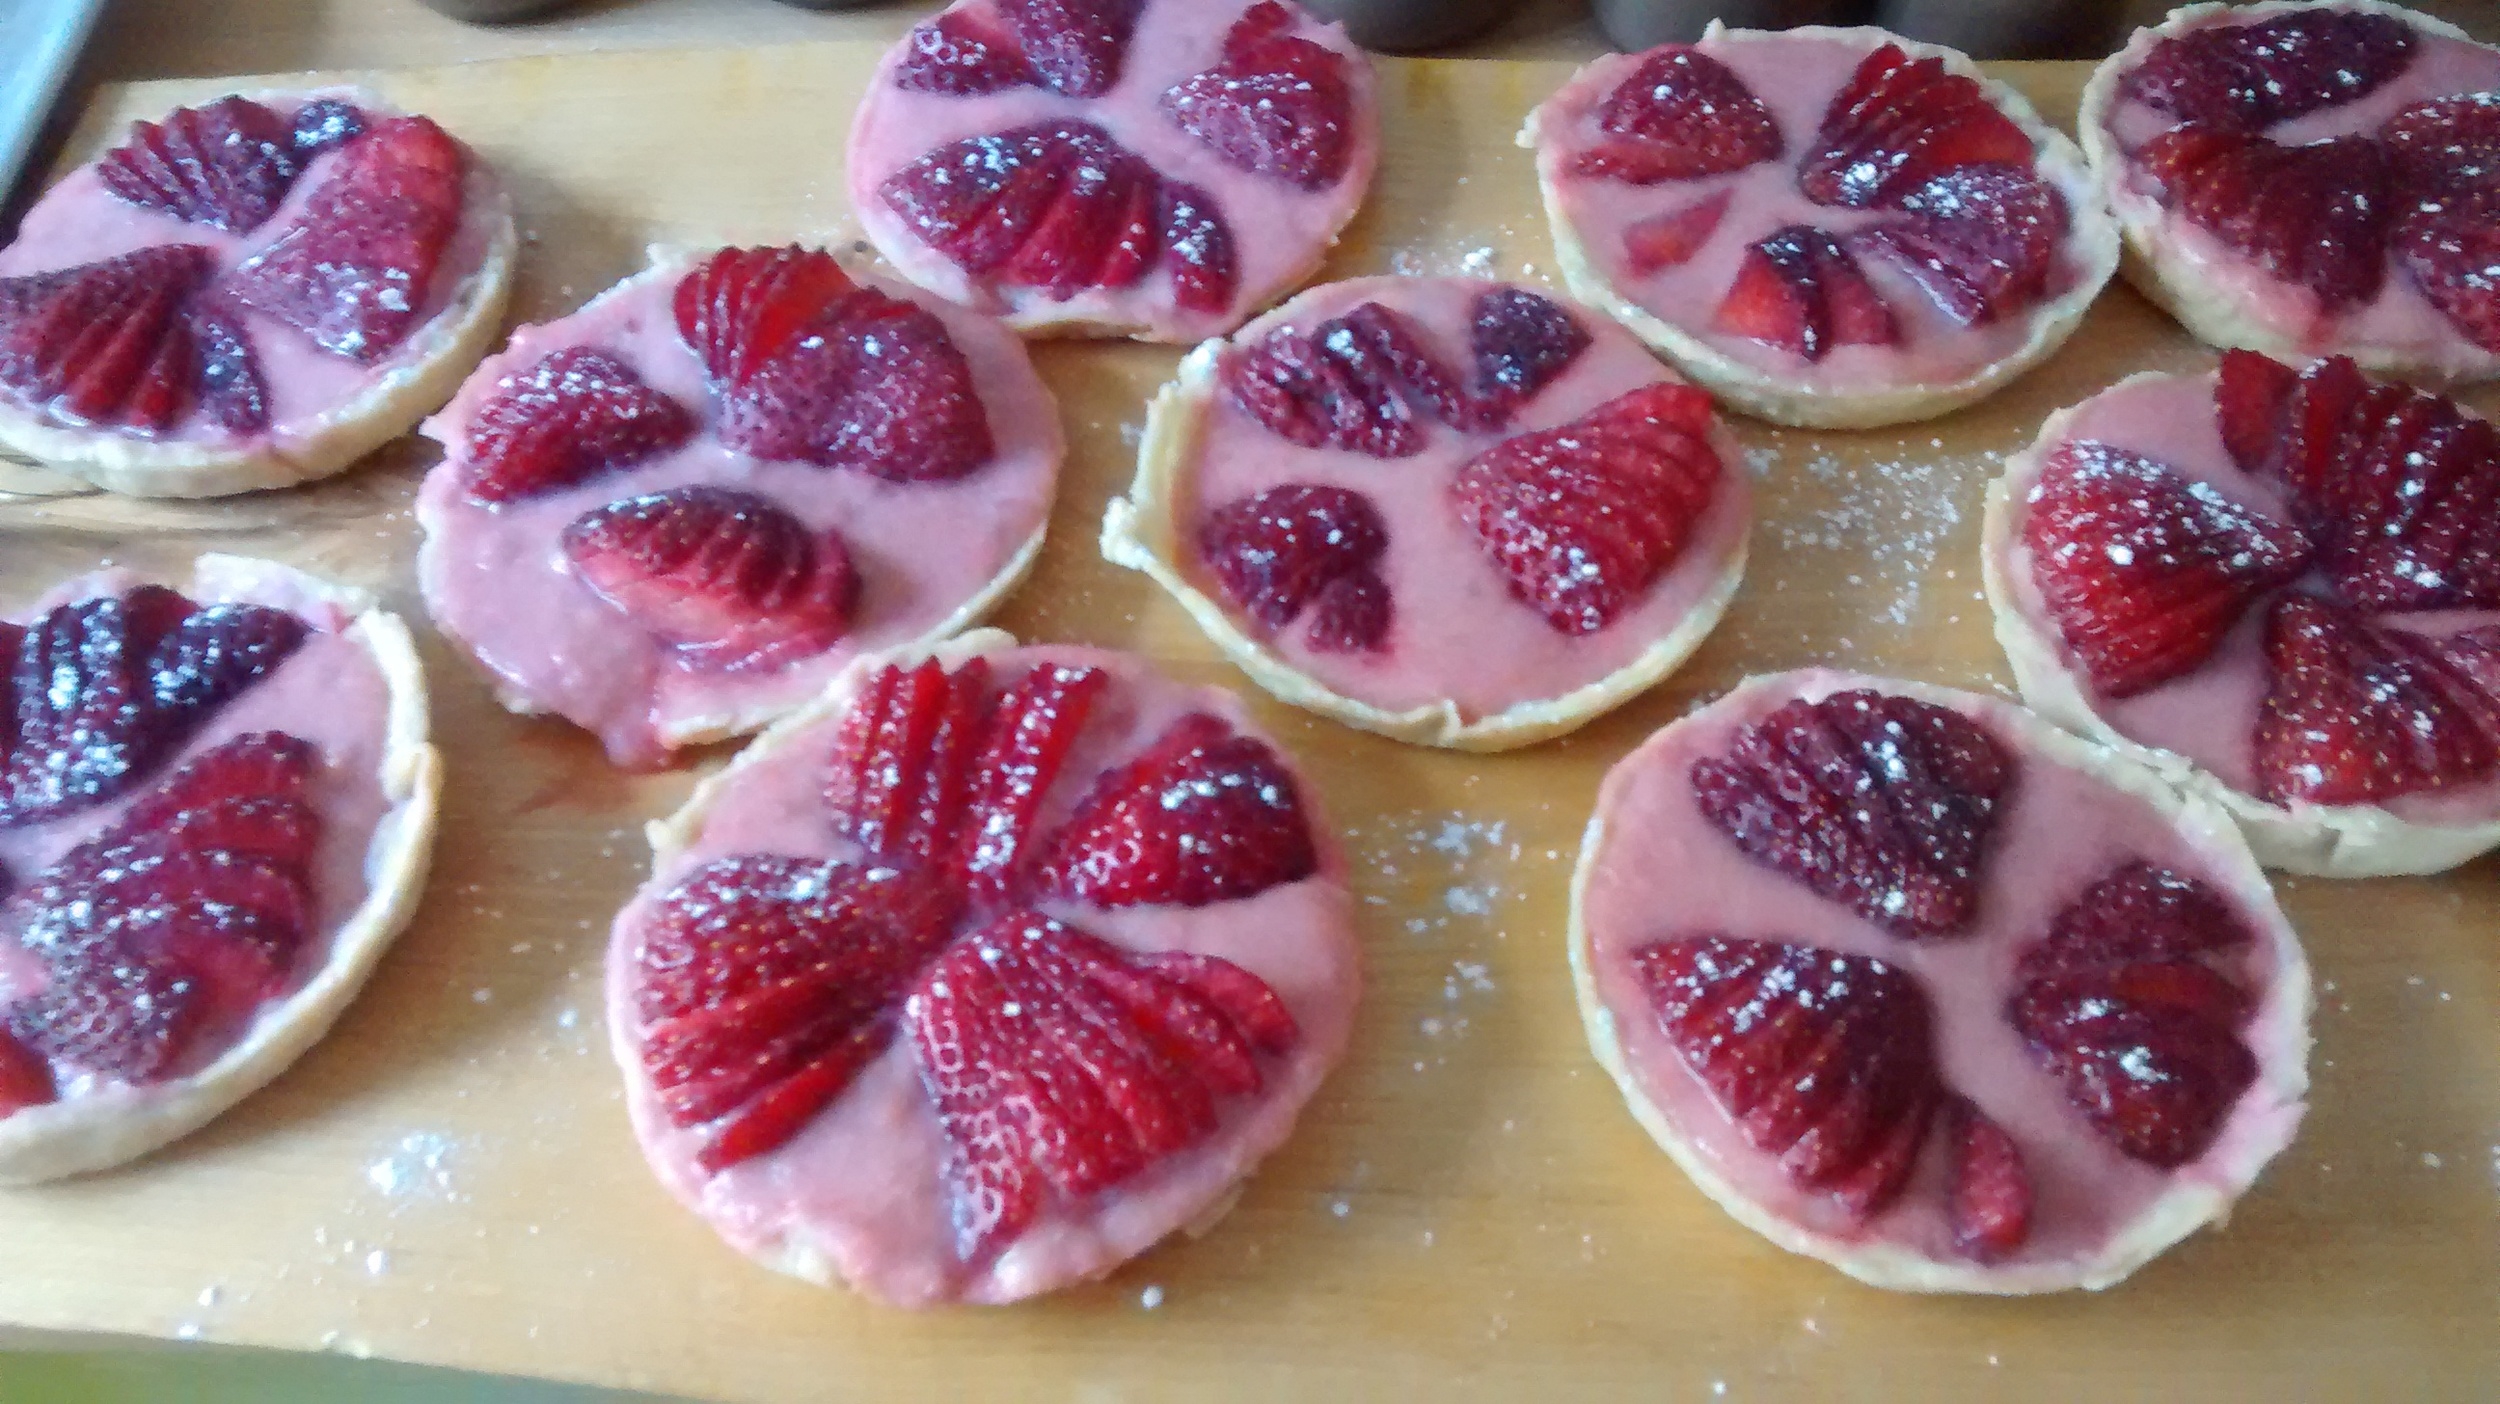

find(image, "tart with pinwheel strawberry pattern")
[848,0,1378,342]
[0,89,514,497]
[606,630,1355,1306]
[1103,275,1749,750]
[0,555,437,1182]
[1524,25,2118,429]
[1571,670,2309,1292]
[417,246,1061,768]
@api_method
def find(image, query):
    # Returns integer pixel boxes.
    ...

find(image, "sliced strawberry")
[895,10,1035,95]
[1222,303,1453,457]
[1635,935,1940,1218]
[823,657,994,876]
[219,115,466,361]
[1200,483,1392,652]
[2396,188,2500,355]
[1467,287,1592,427]
[2249,352,2368,511]
[0,1027,55,1115]
[722,287,996,481]
[1,586,194,827]
[0,246,215,431]
[1715,226,1897,361]
[2023,440,2314,698]
[1451,382,1722,636]
[1691,689,2010,939]
[1000,0,1142,98]
[2213,346,2299,474]
[1945,1098,2031,1261]
[906,910,1296,1260]
[2255,596,2500,806]
[1162,1,1357,190]
[2124,10,2417,131]
[962,662,1108,905]
[5,954,196,1084]
[1623,190,1733,275]
[560,486,858,673]
[2137,128,2391,311]
[288,98,367,157]
[1798,44,2031,210]
[463,347,696,504]
[2382,94,2500,197]
[189,307,268,435]
[97,96,300,235]
[147,601,308,720]
[1032,713,1318,908]
[1571,46,1781,185]
[1851,164,2066,327]
[673,245,859,390]
[1158,180,1239,316]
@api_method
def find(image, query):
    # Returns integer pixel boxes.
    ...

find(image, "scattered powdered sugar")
[364,1131,469,1208]
[1139,1284,1166,1310]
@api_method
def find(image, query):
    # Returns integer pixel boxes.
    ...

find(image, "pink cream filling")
[604,644,1359,1307]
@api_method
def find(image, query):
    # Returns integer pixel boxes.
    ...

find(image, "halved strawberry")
[1000,0,1142,99]
[0,246,215,432]
[1451,382,1722,636]
[2124,10,2417,131]
[97,96,300,235]
[2255,596,2500,806]
[2136,128,2391,310]
[1032,712,1318,908]
[906,910,1296,1260]
[463,347,696,504]
[1946,1098,2031,1261]
[2381,94,2500,198]
[1304,572,1390,655]
[2023,440,2314,698]
[288,98,367,157]
[1623,190,1732,275]
[1851,164,2066,327]
[961,662,1108,904]
[824,657,994,876]
[1467,287,1593,427]
[1634,935,1940,1218]
[1797,44,2031,210]
[219,115,466,360]
[1691,690,2010,939]
[1714,226,1897,361]
[1162,1,1356,190]
[1571,46,1781,185]
[1200,483,1392,652]
[895,10,1035,95]
[2213,347,2300,474]
[560,486,858,674]
[2396,189,2500,355]
[723,288,997,481]
[673,245,858,390]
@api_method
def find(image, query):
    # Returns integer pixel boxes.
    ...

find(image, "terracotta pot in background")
[1297,0,1516,53]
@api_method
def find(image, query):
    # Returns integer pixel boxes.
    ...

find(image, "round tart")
[0,89,516,498]
[606,629,1356,1306]
[1522,24,2118,429]
[1985,349,2500,877]
[2081,1,2500,382]
[1103,275,1749,750]
[1571,669,2309,1293]
[418,245,1062,768]
[0,555,438,1183]
[847,0,1379,342]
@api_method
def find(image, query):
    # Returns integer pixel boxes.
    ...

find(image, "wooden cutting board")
[2,43,2496,1402]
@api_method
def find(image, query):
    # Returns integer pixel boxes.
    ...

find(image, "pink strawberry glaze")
[2101,10,2500,376]
[1992,369,2500,825]
[0,89,507,449]
[416,258,1062,769]
[1579,671,2305,1278]
[1534,32,2091,393]
[1182,275,1750,721]
[604,643,1359,1307]
[0,563,396,1097]
[846,0,1379,342]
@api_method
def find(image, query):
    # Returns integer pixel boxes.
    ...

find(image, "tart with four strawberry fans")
[1985,351,2500,877]
[0,556,438,1183]
[1570,671,2309,1292]
[848,0,1379,342]
[1103,275,1750,750]
[1523,25,2119,429]
[0,88,516,498]
[606,630,1355,1306]
[417,246,1062,768]
[2081,2,2500,382]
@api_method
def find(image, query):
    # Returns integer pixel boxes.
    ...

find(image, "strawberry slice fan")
[1987,348,2500,877]
[1571,672,2310,1293]
[2082,2,2500,382]
[848,0,1380,342]
[0,89,513,498]
[606,633,1356,1307]
[1524,24,2119,429]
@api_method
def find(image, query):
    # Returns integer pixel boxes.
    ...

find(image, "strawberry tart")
[1103,275,1748,749]
[605,630,1355,1306]
[1986,350,2500,877]
[0,556,437,1182]
[848,0,1378,342]
[418,246,1062,768]
[1571,671,2309,1292]
[0,89,515,498]
[1523,25,2118,429]
[2082,2,2500,382]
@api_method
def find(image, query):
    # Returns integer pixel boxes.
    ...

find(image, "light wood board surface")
[0,43,2496,1403]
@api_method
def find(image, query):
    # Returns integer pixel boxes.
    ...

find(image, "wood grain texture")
[1,46,2496,1402]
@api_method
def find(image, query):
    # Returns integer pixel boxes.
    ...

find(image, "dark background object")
[414,0,580,20]
[1298,0,1516,52]
[1594,0,1874,51]
[1878,0,2127,60]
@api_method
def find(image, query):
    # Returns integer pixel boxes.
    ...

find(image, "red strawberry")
[147,601,309,720]
[1032,713,1318,908]
[1571,46,1781,185]
[189,307,268,435]
[1222,302,1457,457]
[906,910,1296,1260]
[723,288,997,482]
[1158,181,1239,316]
[1634,935,1941,1218]
[0,246,215,431]
[0,1028,55,1115]
[2023,440,2314,698]
[1466,287,1593,427]
[1622,190,1732,274]
[288,98,367,157]
[1946,1099,2031,1261]
[2137,128,2391,310]
[1851,164,2066,327]
[220,115,466,360]
[961,662,1109,904]
[6,954,196,1084]
[895,10,1035,95]
[1797,44,2031,209]
[1451,382,1722,636]
[2381,94,2500,197]
[1304,570,1392,655]
[1000,0,1142,98]
[2213,347,2300,474]
[673,245,858,390]
[1199,483,1392,652]
[2435,624,2500,698]
[2247,352,2367,509]
[1,586,193,827]
[2125,10,2416,131]
[1162,1,1357,190]
[2396,189,2500,355]
[1691,689,2010,939]
[824,657,994,875]
[97,97,300,235]
[560,486,859,673]
[2255,596,2500,806]
[463,347,696,504]
[1715,226,1897,361]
